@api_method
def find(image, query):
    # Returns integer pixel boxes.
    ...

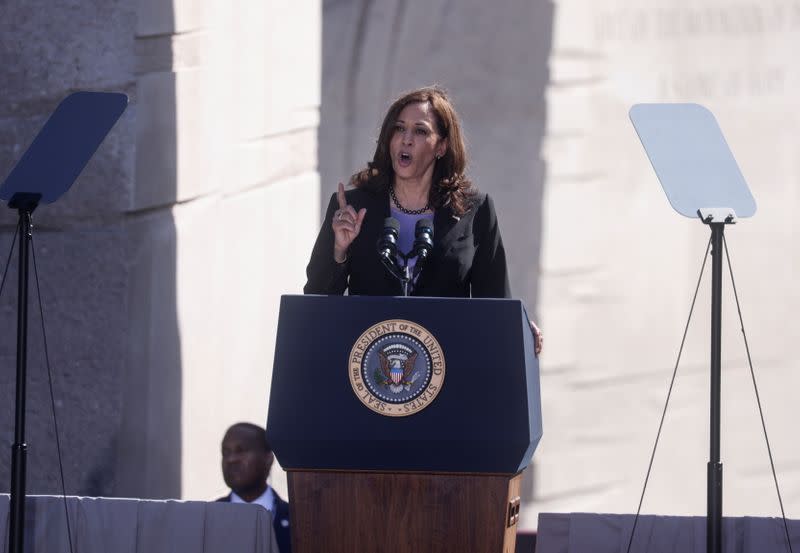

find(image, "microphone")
[413,218,434,261]
[377,217,400,261]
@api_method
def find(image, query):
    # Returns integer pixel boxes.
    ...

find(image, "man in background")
[217,422,291,552]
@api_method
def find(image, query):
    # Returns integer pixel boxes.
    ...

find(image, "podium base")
[288,469,523,553]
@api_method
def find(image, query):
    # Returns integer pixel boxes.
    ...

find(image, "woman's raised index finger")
[337,182,347,208]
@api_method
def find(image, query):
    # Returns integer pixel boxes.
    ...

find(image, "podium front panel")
[267,295,542,474]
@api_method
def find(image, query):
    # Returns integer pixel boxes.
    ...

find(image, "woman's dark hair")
[350,85,476,216]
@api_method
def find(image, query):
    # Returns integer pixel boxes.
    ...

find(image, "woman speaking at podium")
[303,86,542,353]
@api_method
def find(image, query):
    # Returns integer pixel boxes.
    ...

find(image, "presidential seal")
[349,319,445,417]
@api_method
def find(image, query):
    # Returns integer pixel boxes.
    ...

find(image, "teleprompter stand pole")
[8,193,40,553]
[708,222,723,553]
[700,208,735,553]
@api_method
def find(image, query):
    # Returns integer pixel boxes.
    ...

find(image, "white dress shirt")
[230,485,275,518]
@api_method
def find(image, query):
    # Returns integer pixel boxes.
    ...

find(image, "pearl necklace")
[390,186,431,215]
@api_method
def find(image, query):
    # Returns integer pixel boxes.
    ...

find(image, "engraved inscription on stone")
[595,4,800,42]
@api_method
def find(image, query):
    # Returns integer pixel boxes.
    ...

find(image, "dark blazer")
[304,186,511,298]
[216,490,291,553]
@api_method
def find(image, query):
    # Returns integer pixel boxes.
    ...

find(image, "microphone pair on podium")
[377,217,433,296]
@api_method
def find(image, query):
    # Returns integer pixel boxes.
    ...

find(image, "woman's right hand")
[332,182,367,263]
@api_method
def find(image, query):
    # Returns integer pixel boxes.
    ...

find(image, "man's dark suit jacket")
[304,186,511,298]
[216,491,291,553]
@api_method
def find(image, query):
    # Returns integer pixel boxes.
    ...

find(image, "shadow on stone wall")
[0,0,183,500]
[320,0,553,502]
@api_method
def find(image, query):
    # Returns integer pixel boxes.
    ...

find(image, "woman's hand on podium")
[529,320,543,356]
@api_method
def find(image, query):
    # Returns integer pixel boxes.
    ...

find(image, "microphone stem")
[401,263,412,297]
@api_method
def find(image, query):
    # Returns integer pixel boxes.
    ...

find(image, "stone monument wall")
[0,0,321,501]
[536,0,800,526]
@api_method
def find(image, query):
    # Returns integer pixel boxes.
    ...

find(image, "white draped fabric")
[0,494,277,553]
[537,512,800,553]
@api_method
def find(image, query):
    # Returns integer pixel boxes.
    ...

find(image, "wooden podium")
[267,295,542,553]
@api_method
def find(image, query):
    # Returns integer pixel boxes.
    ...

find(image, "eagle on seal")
[379,349,417,393]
